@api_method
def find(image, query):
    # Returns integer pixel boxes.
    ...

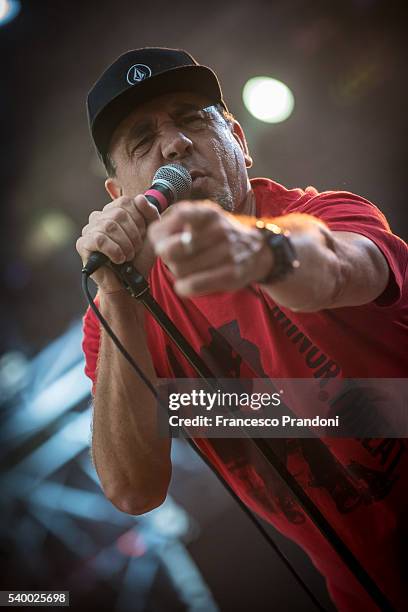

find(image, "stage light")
[148,498,190,538]
[0,351,29,397]
[0,0,20,26]
[117,530,147,558]
[243,76,295,123]
[25,210,76,260]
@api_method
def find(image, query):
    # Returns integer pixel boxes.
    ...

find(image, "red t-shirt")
[82,179,408,611]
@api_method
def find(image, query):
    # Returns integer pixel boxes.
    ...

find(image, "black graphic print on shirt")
[166,319,405,523]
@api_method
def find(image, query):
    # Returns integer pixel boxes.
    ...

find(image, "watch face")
[267,233,285,247]
[257,227,298,284]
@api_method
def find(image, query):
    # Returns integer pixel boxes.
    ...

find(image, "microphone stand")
[110,261,394,612]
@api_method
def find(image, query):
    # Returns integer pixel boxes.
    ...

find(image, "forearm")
[258,214,388,311]
[92,290,171,514]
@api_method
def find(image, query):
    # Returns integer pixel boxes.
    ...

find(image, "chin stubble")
[190,187,234,212]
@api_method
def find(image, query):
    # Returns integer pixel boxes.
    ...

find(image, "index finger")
[149,200,220,243]
[134,194,161,225]
[102,195,159,231]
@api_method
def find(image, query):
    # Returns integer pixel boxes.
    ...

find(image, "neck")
[238,180,256,216]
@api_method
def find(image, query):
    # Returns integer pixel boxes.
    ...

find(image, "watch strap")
[255,220,300,284]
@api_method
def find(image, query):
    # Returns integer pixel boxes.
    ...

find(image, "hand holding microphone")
[76,164,191,293]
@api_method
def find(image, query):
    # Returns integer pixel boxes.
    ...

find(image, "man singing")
[77,48,407,610]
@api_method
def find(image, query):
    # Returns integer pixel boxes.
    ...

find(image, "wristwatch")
[255,219,300,284]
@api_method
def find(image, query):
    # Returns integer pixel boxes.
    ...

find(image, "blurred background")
[0,0,406,610]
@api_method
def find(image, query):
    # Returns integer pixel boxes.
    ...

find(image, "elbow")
[101,469,171,516]
[107,488,168,515]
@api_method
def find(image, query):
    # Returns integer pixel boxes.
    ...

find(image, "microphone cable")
[81,270,328,612]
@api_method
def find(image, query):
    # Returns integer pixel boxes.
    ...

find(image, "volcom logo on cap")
[126,64,152,85]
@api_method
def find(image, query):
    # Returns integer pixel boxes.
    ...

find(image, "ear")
[105,177,123,200]
[231,120,253,168]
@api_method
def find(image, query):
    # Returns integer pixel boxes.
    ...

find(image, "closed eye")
[130,134,154,156]
[178,111,208,129]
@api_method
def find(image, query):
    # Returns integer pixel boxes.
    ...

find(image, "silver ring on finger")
[180,230,194,255]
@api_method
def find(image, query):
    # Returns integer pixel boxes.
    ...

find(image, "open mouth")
[190,170,206,182]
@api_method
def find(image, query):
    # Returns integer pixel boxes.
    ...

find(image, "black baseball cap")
[87,47,227,164]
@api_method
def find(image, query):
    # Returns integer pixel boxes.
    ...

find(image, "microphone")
[83,163,192,276]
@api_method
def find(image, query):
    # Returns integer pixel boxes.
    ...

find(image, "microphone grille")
[153,163,192,201]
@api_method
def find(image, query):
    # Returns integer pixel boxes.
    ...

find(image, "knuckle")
[111,207,128,223]
[177,200,191,208]
[125,197,138,211]
[102,201,113,212]
[134,196,155,220]
[178,204,194,220]
[104,219,118,234]
[89,210,100,223]
[204,206,218,220]
[95,233,107,250]
[75,237,83,252]
[134,194,148,206]
[116,195,130,206]
[213,223,227,239]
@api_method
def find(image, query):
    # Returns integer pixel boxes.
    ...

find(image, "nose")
[160,127,193,161]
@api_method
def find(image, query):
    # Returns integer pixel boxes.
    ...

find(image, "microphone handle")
[82,190,171,276]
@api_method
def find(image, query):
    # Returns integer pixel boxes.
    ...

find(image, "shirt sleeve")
[290,190,408,307]
[81,294,165,388]
[82,296,101,389]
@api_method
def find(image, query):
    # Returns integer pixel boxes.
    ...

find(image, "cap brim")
[91,65,225,162]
